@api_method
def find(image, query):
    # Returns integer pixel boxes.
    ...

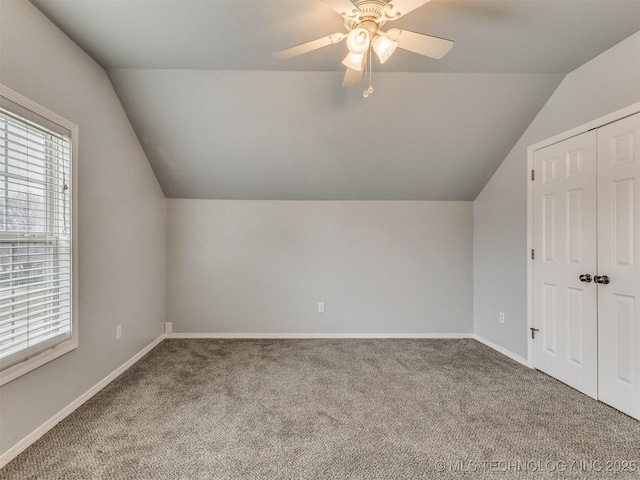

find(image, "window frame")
[0,84,78,386]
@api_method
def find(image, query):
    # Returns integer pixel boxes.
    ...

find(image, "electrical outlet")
[116,325,122,339]
[499,312,505,324]
[318,302,325,313]
[165,322,173,334]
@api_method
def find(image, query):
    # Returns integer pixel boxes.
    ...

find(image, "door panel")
[567,287,584,365]
[542,283,557,353]
[542,193,557,262]
[597,113,640,419]
[567,189,583,264]
[533,131,598,398]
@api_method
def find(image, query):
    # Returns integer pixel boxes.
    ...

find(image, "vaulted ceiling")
[31,0,640,200]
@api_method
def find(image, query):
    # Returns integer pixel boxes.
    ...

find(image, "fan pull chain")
[363,45,374,98]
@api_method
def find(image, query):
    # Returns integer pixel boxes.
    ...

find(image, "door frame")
[526,102,640,367]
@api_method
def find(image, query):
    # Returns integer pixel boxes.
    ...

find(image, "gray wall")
[0,0,166,456]
[473,32,640,358]
[167,200,473,335]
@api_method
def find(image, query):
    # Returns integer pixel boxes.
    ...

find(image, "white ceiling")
[31,0,640,200]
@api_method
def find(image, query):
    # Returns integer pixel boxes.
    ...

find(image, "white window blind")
[0,104,72,372]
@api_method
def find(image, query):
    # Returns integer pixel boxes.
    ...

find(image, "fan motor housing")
[355,0,390,8]
[344,0,392,31]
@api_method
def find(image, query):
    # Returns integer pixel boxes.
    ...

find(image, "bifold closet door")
[533,131,598,398]
[597,113,640,419]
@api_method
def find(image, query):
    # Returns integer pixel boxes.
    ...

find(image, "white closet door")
[597,113,640,419]
[533,131,598,398]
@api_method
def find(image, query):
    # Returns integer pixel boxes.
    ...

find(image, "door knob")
[594,275,610,284]
[579,274,592,283]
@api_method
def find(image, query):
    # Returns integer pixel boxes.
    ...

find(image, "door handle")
[579,274,592,283]
[594,275,610,284]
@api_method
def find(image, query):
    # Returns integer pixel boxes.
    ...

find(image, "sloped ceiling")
[31,0,640,200]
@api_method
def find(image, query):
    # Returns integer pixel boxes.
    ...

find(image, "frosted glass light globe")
[347,28,370,55]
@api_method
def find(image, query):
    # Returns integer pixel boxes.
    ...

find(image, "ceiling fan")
[273,0,454,93]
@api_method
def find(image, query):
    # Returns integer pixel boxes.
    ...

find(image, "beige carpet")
[1,338,639,479]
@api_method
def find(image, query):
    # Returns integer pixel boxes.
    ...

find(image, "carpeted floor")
[1,339,639,479]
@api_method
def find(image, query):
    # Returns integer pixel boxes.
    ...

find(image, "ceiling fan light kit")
[274,0,454,97]
[346,27,371,54]
[372,34,398,64]
[342,52,366,71]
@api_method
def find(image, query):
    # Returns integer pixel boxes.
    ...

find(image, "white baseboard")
[164,332,474,339]
[473,334,531,367]
[0,334,166,469]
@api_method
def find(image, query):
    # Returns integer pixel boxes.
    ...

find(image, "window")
[0,87,77,386]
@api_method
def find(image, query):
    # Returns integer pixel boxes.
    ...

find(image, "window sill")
[0,338,77,387]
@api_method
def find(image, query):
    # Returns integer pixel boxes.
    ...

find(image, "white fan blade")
[387,29,453,59]
[322,0,360,17]
[273,33,347,60]
[385,0,432,20]
[342,66,364,88]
